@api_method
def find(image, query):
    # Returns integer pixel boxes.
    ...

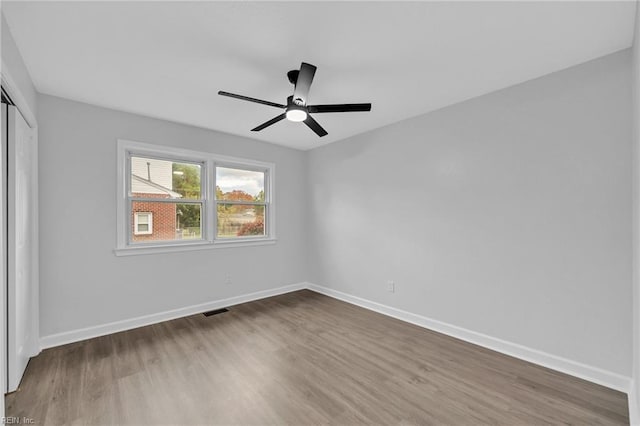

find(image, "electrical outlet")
[387,280,395,293]
[225,274,232,285]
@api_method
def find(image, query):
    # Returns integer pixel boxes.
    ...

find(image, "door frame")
[1,60,37,128]
[1,60,40,396]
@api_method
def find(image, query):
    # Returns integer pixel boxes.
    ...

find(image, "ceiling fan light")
[286,109,307,122]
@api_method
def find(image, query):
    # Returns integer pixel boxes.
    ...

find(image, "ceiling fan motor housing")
[285,98,308,122]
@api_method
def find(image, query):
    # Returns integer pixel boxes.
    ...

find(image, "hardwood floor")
[7,290,629,425]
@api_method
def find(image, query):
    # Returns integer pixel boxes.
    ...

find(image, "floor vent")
[203,308,229,317]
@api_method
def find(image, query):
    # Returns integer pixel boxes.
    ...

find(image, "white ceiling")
[2,1,637,151]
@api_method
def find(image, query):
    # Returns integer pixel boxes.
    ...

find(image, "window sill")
[114,238,277,257]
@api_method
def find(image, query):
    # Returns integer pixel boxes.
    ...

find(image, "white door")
[6,104,38,392]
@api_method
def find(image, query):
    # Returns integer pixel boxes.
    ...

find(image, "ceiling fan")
[218,62,372,137]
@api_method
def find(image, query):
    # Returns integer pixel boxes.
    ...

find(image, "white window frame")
[115,139,276,256]
[214,163,270,240]
[133,212,153,235]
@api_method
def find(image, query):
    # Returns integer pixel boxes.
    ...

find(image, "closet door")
[6,104,37,392]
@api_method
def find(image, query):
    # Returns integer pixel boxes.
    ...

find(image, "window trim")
[115,139,276,256]
[133,212,153,235]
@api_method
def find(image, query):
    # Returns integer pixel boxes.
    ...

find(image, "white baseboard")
[39,282,307,350]
[307,283,631,393]
[630,380,639,426]
[39,281,631,395]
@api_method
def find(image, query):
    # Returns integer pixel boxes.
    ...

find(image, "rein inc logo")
[2,418,34,424]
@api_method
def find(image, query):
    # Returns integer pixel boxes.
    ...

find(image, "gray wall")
[37,94,308,337]
[307,50,632,376]
[1,12,37,120]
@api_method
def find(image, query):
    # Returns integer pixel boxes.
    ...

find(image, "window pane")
[131,201,202,242]
[217,204,265,238]
[131,156,201,200]
[216,167,264,201]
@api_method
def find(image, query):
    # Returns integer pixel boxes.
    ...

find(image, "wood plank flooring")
[7,290,629,425]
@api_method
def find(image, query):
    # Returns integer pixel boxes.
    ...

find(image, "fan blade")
[308,103,372,113]
[251,113,286,131]
[218,91,285,109]
[292,62,316,106]
[304,115,328,137]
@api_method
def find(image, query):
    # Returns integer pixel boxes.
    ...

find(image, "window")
[134,212,153,235]
[216,167,266,238]
[129,155,204,243]
[116,140,275,255]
